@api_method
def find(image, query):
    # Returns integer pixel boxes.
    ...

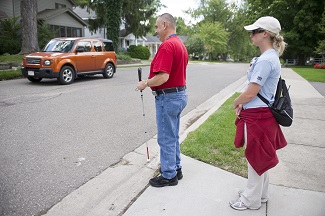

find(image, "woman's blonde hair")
[268,31,287,56]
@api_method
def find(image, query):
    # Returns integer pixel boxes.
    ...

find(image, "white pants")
[240,123,269,209]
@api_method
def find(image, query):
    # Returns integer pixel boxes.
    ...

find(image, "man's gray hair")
[159,13,176,28]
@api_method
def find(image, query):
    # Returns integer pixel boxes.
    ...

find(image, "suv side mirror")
[76,46,85,52]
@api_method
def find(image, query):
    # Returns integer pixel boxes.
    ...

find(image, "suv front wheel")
[103,63,115,79]
[58,66,75,85]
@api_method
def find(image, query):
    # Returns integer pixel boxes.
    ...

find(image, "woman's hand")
[234,104,243,118]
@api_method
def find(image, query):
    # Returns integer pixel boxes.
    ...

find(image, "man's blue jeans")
[155,90,188,179]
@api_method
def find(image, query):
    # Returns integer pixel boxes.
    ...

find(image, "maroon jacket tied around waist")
[234,107,287,175]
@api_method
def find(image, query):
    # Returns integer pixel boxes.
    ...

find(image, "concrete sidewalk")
[44,68,325,216]
[123,68,325,216]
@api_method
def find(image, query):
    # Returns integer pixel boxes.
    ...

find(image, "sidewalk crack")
[290,142,325,149]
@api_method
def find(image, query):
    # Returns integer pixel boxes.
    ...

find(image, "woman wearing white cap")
[230,16,288,210]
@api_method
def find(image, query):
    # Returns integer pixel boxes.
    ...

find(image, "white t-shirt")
[243,49,281,109]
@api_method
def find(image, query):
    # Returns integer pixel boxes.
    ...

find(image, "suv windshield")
[42,39,76,52]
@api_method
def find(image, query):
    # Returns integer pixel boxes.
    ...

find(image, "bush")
[38,23,56,50]
[0,17,22,55]
[0,38,21,55]
[314,63,325,69]
[116,52,132,61]
[127,45,150,60]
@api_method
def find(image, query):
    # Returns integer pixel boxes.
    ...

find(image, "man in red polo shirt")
[137,13,188,187]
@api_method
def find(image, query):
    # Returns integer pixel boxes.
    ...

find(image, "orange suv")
[22,37,117,85]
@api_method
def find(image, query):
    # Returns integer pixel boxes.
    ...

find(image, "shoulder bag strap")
[257,76,282,107]
[257,93,271,107]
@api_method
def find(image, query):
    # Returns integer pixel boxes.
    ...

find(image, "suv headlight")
[43,60,52,66]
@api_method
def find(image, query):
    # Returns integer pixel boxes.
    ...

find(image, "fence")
[284,58,324,66]
[284,59,297,66]
[314,58,324,64]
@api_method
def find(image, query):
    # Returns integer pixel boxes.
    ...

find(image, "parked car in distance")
[22,37,117,85]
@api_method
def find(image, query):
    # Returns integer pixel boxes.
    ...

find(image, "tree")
[226,4,258,61]
[20,0,39,54]
[184,35,205,59]
[175,17,191,35]
[197,22,229,60]
[146,16,158,35]
[76,0,162,50]
[316,7,325,55]
[188,0,232,25]
[38,23,56,50]
[187,0,254,60]
[122,0,162,37]
[86,0,123,51]
[245,0,325,65]
[0,17,22,55]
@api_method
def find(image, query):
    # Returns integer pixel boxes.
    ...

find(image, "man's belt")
[152,86,186,96]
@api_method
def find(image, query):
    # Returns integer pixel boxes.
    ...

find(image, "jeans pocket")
[166,94,187,116]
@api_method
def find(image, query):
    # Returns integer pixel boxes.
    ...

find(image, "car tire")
[58,66,75,85]
[103,63,115,79]
[27,77,42,82]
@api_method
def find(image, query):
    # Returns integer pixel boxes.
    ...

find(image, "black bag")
[257,77,293,127]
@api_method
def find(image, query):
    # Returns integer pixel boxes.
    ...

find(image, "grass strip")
[290,66,325,83]
[181,93,247,178]
[0,54,24,63]
[0,70,23,80]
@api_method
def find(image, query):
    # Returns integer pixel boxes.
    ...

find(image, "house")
[73,6,106,38]
[118,29,146,51]
[145,34,161,58]
[0,0,88,37]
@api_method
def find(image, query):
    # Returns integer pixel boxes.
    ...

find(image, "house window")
[50,25,82,37]
[53,25,60,37]
[75,28,81,37]
[67,27,72,37]
[59,26,66,37]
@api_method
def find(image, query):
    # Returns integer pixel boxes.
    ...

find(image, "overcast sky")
[158,0,199,25]
[158,0,241,25]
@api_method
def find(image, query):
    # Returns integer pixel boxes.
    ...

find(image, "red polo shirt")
[149,35,188,90]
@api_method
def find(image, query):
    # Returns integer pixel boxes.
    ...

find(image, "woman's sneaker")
[229,199,248,211]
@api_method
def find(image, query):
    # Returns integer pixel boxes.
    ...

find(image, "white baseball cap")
[244,16,281,34]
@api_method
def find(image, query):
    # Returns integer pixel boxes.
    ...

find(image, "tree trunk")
[297,54,306,66]
[19,0,39,54]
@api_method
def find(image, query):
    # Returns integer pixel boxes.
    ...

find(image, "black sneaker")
[159,168,183,180]
[176,168,183,180]
[149,175,178,187]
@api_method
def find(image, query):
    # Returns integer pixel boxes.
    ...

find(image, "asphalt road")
[310,81,325,96]
[0,63,247,216]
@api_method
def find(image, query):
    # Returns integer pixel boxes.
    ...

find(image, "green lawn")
[0,54,24,63]
[181,93,247,178]
[0,70,23,80]
[0,54,24,80]
[290,66,325,83]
